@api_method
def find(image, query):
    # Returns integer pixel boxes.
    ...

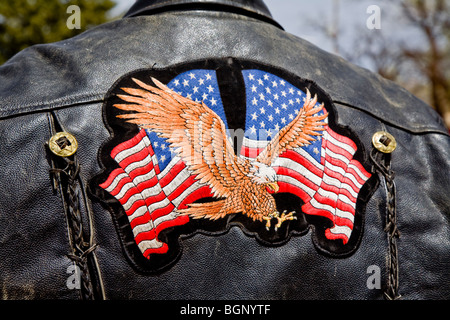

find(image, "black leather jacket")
[0,0,449,300]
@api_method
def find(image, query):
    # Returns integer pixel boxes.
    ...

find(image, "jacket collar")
[123,0,283,29]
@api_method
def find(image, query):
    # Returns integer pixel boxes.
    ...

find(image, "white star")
[274,123,280,131]
[198,78,205,85]
[260,121,265,128]
[289,114,294,120]
[173,79,180,86]
[289,88,295,94]
[265,87,271,94]
[259,106,266,114]
[268,114,273,121]
[280,80,286,86]
[272,81,278,87]
[205,73,212,80]
[160,155,166,162]
[281,103,288,110]
[313,147,319,155]
[252,97,258,105]
[207,85,214,92]
[267,100,273,107]
[281,117,286,124]
[248,73,255,80]
[251,112,258,120]
[183,79,189,87]
[210,97,217,106]
[250,125,256,134]
[202,93,208,100]
[266,129,272,137]
[259,93,265,100]
[153,141,159,147]
[160,143,166,150]
[281,91,287,97]
[273,93,279,100]
[289,99,294,105]
[189,72,196,79]
[257,79,263,85]
[193,86,199,93]
[274,107,280,114]
[251,85,257,92]
[263,74,269,80]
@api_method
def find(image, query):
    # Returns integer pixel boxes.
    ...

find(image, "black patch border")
[89,58,379,274]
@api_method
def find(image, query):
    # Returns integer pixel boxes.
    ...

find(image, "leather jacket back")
[0,0,449,300]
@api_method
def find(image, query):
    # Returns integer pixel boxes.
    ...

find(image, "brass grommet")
[48,132,78,157]
[372,131,396,153]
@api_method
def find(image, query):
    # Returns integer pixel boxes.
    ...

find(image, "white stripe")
[131,168,156,186]
[277,175,316,198]
[348,162,370,181]
[132,222,155,236]
[326,132,356,155]
[309,197,335,214]
[275,157,322,187]
[104,172,128,193]
[114,136,151,163]
[325,148,351,165]
[137,238,164,252]
[124,153,153,174]
[171,180,205,207]
[327,225,352,238]
[122,193,144,211]
[114,181,135,199]
[162,165,191,196]
[154,211,179,227]
[335,208,355,222]
[147,196,171,213]
[242,137,270,148]
[128,205,148,222]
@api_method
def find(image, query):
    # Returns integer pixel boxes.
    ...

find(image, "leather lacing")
[370,148,401,300]
[47,112,104,300]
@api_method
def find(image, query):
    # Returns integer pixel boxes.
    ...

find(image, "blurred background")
[0,0,449,128]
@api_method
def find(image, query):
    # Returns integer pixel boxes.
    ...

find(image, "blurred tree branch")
[317,0,450,128]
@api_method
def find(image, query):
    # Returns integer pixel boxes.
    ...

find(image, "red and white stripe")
[99,129,208,259]
[240,125,371,244]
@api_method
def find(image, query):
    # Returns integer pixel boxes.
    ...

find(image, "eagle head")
[249,162,279,193]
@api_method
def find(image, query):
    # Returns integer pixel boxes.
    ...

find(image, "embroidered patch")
[90,59,376,272]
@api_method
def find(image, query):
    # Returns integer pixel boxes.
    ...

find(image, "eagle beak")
[266,182,280,193]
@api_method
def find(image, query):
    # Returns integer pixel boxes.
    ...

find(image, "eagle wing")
[114,77,251,199]
[256,89,328,166]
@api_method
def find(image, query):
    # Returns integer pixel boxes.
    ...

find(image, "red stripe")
[324,229,349,244]
[143,243,169,258]
[275,166,319,192]
[177,185,214,209]
[277,181,312,203]
[117,147,153,171]
[111,129,147,159]
[129,211,151,229]
[279,149,324,177]
[326,127,357,151]
[155,214,190,235]
[159,161,186,187]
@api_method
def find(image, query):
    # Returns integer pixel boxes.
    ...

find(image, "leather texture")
[0,0,449,300]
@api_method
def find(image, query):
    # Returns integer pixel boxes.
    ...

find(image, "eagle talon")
[264,211,297,231]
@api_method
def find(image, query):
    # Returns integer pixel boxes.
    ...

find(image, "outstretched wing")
[256,89,328,166]
[114,77,251,198]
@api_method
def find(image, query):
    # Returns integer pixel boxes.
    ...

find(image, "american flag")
[100,68,371,259]
[100,70,225,258]
[240,70,371,243]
